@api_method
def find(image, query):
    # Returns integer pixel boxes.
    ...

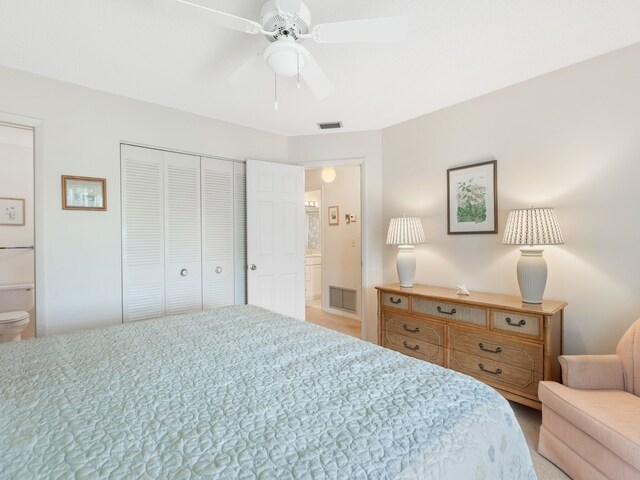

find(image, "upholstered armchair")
[538,319,640,480]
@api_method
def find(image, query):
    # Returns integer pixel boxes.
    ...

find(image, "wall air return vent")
[317,121,343,130]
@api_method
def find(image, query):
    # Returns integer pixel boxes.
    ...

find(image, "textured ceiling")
[0,0,639,136]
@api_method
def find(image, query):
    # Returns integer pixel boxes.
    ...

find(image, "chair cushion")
[539,381,640,471]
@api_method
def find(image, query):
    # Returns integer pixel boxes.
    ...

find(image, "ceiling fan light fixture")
[263,38,308,77]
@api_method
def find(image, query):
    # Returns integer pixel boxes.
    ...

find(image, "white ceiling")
[1,0,639,136]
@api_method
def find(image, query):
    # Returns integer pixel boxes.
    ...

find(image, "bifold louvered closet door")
[121,144,245,322]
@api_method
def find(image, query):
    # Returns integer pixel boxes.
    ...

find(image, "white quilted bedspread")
[0,305,536,479]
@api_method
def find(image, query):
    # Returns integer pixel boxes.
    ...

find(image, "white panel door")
[201,157,234,308]
[234,162,247,305]
[247,160,305,320]
[164,151,202,315]
[121,145,165,322]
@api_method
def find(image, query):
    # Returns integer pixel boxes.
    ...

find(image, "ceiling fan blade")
[300,54,334,100]
[311,16,408,44]
[154,0,263,35]
[227,51,265,88]
[277,0,303,17]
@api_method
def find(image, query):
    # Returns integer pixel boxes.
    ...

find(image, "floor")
[305,303,361,339]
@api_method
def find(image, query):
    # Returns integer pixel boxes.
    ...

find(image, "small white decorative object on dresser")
[502,207,564,304]
[386,215,425,288]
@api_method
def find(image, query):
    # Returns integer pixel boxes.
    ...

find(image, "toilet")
[0,285,34,343]
[0,311,30,343]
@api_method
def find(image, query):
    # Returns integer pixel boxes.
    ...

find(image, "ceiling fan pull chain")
[274,73,278,111]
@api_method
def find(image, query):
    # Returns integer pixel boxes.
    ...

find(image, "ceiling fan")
[154,0,408,102]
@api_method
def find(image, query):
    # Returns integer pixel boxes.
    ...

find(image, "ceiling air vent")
[317,121,343,130]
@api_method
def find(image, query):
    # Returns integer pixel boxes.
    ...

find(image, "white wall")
[0,65,288,336]
[382,43,640,355]
[289,131,383,342]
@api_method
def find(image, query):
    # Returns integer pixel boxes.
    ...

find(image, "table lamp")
[386,215,425,288]
[502,207,564,304]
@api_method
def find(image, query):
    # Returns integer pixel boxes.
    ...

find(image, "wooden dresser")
[376,284,567,409]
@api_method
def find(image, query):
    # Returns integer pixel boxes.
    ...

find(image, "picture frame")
[328,205,339,226]
[0,197,25,226]
[447,160,497,234]
[62,175,107,211]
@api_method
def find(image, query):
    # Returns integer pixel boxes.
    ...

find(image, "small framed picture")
[447,160,497,234]
[0,197,25,226]
[328,205,339,226]
[62,175,107,211]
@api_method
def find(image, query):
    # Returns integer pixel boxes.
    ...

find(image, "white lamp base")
[397,245,416,288]
[517,248,548,304]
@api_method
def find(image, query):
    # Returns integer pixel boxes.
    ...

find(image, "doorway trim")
[0,111,43,336]
[300,157,367,340]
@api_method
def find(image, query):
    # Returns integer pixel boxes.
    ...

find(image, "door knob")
[215,266,222,274]
[180,268,188,277]
[249,264,257,271]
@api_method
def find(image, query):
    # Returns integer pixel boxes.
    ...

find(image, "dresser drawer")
[384,312,445,346]
[448,350,541,399]
[413,298,487,327]
[448,327,543,373]
[383,331,445,366]
[492,310,542,338]
[381,292,409,311]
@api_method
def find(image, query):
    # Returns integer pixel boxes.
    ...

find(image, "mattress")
[0,305,536,479]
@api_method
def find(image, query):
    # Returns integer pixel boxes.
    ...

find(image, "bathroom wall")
[0,124,35,338]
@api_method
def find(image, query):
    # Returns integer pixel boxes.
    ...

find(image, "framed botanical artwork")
[447,160,497,234]
[328,205,339,226]
[0,197,25,226]
[62,175,107,211]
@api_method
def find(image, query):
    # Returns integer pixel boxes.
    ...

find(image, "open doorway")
[304,165,362,338]
[0,123,36,341]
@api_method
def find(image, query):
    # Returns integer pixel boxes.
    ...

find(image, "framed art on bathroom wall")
[447,160,497,234]
[62,175,107,211]
[328,205,339,226]
[0,197,25,226]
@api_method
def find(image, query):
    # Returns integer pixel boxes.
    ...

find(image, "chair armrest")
[559,355,625,390]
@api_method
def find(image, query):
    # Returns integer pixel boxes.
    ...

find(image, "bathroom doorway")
[304,165,362,338]
[0,123,36,339]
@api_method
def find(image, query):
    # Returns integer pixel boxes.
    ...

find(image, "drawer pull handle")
[479,343,502,354]
[437,306,457,315]
[403,341,420,351]
[506,317,526,327]
[389,297,402,305]
[403,324,420,333]
[479,363,502,375]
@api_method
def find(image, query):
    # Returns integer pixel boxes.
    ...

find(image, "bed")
[0,305,536,479]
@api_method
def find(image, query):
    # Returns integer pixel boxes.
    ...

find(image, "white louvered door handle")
[215,266,222,274]
[249,264,257,271]
[180,268,188,277]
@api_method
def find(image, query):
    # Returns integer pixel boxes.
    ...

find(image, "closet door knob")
[180,268,188,277]
[249,264,257,271]
[215,266,222,274]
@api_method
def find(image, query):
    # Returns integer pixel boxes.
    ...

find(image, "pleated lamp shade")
[502,208,564,246]
[386,216,426,246]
